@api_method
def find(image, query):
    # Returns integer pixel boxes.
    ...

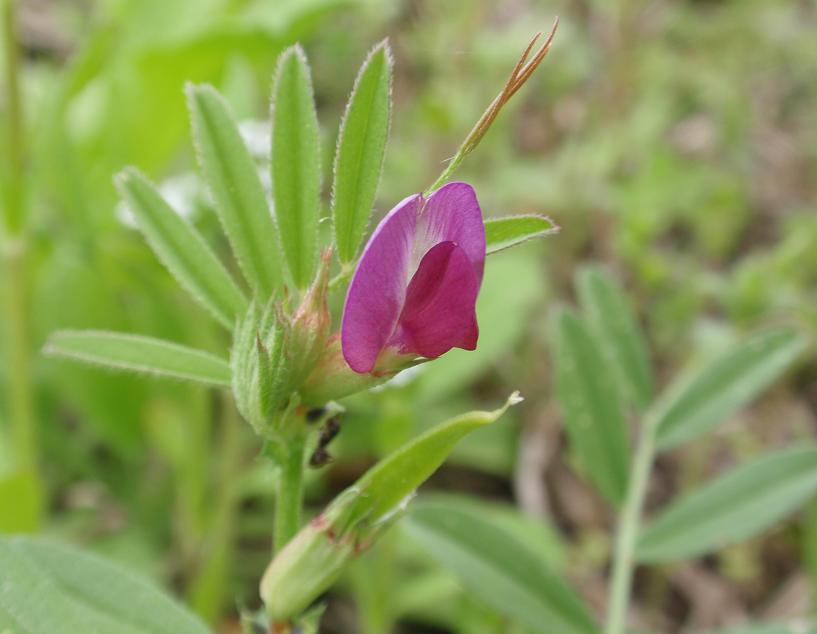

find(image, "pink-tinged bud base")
[341,182,486,374]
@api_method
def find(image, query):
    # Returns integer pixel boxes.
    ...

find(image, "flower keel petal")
[391,241,480,359]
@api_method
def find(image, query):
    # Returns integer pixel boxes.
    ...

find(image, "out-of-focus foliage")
[1,0,816,632]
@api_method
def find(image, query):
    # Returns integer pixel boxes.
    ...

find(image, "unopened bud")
[231,302,292,437]
[260,487,407,619]
[288,251,332,386]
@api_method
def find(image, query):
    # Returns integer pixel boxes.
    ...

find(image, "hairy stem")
[605,419,656,634]
[274,430,306,554]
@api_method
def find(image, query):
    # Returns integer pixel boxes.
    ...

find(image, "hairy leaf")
[576,266,653,409]
[116,168,247,328]
[484,214,557,255]
[638,446,817,561]
[404,499,597,634]
[187,84,283,298]
[271,46,322,288]
[44,330,230,387]
[551,309,630,505]
[0,537,211,634]
[332,40,392,264]
[654,328,806,449]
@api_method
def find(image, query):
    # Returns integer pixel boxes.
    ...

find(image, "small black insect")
[305,406,327,424]
[309,416,341,469]
[318,417,341,445]
[308,445,333,468]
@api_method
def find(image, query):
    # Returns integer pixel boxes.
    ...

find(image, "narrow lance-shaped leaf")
[576,266,653,409]
[44,330,231,387]
[484,214,558,255]
[332,40,392,264]
[0,537,211,634]
[116,168,247,328]
[637,445,817,562]
[187,84,283,299]
[404,499,597,634]
[700,622,817,634]
[551,309,630,506]
[260,393,522,619]
[653,328,807,449]
[271,46,322,288]
[354,392,522,520]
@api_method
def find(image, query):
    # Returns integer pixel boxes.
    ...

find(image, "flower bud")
[231,302,292,437]
[260,487,407,620]
[287,251,332,387]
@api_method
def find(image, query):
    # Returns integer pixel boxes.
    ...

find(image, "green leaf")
[484,214,558,255]
[187,83,283,299]
[653,328,806,449]
[332,40,392,264]
[637,445,817,562]
[576,266,653,409]
[551,309,630,505]
[116,168,247,328]
[0,536,211,634]
[271,45,322,288]
[44,330,231,387]
[700,622,817,634]
[356,393,523,521]
[403,499,597,634]
[0,470,42,534]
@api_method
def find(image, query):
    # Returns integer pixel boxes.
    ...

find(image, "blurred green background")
[1,0,816,632]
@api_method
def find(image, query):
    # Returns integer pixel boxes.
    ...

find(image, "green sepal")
[231,302,292,437]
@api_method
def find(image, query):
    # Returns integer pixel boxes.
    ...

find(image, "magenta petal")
[341,194,422,373]
[417,182,486,284]
[391,241,480,359]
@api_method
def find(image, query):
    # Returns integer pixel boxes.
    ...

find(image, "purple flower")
[341,182,486,374]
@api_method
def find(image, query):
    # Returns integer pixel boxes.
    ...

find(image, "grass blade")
[332,40,392,264]
[637,446,817,562]
[187,83,283,299]
[271,45,322,288]
[116,168,247,328]
[44,330,231,387]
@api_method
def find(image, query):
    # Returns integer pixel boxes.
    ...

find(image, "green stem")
[3,242,35,467]
[273,431,306,554]
[188,395,243,622]
[2,0,38,497]
[2,0,24,234]
[604,419,657,634]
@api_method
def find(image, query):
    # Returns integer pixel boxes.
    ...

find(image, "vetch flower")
[341,182,486,374]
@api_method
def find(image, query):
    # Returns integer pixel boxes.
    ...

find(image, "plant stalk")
[2,0,24,233]
[604,418,657,634]
[188,395,243,622]
[273,430,306,554]
[2,0,38,493]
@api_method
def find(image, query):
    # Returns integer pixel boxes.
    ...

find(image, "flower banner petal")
[417,182,486,282]
[341,194,421,373]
